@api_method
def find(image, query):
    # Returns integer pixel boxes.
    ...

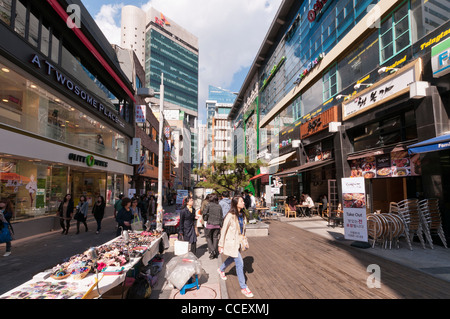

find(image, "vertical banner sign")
[135,105,146,123]
[131,138,141,164]
[342,177,368,242]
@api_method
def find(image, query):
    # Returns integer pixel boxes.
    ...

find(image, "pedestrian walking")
[113,194,124,220]
[218,196,254,298]
[116,197,132,236]
[179,196,199,256]
[0,199,14,256]
[202,194,223,259]
[75,195,89,234]
[92,196,106,234]
[57,194,74,235]
[219,191,231,217]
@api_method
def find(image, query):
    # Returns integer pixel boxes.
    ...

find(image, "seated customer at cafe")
[301,193,315,217]
[287,196,298,212]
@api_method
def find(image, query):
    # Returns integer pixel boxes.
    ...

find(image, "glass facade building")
[146,28,199,113]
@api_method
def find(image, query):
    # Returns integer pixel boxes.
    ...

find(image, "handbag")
[131,215,144,232]
[74,209,84,221]
[239,234,249,251]
[0,222,12,243]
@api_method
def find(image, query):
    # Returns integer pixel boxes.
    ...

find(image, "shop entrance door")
[370,178,406,213]
[70,170,106,207]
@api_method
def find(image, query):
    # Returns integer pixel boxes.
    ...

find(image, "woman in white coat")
[217,196,254,298]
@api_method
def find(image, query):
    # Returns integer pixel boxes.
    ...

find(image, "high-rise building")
[121,5,199,120]
[206,86,236,164]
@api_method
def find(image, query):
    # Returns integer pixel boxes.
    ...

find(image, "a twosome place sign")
[68,153,108,167]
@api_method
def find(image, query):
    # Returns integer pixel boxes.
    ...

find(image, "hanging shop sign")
[342,177,368,242]
[431,36,450,78]
[135,105,146,123]
[30,54,123,127]
[308,0,329,22]
[293,53,324,85]
[300,106,339,138]
[342,59,422,120]
[277,124,301,156]
[68,153,108,168]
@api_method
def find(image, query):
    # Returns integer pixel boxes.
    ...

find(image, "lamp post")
[137,73,164,232]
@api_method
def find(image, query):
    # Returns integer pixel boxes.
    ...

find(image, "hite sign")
[68,153,108,167]
[30,54,123,127]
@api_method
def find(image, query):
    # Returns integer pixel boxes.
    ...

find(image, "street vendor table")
[0,232,166,299]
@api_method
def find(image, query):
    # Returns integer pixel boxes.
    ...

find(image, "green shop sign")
[431,36,450,78]
[259,56,286,93]
[68,153,108,168]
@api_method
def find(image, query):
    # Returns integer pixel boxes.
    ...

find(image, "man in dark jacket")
[244,190,251,210]
[202,194,223,259]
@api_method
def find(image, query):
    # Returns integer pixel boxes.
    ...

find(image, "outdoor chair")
[284,204,297,218]
[418,198,447,249]
[397,198,426,250]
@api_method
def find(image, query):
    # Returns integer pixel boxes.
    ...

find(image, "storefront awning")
[274,159,334,177]
[268,151,297,167]
[407,134,450,154]
[347,149,386,160]
[249,173,268,181]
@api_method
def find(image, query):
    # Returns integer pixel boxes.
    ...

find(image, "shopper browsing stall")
[116,197,133,236]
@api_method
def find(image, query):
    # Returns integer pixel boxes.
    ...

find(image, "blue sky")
[81,0,281,122]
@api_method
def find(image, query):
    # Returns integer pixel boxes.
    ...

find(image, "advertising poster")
[342,177,368,242]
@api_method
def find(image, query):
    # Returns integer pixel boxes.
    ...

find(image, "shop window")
[28,8,39,48]
[51,31,60,64]
[379,1,411,64]
[0,0,11,25]
[40,20,50,56]
[14,0,26,37]
[323,64,338,102]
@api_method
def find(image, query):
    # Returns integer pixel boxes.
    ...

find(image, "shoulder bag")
[238,216,249,251]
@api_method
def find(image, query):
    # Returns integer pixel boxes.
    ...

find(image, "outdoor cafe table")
[295,205,309,217]
[0,233,166,299]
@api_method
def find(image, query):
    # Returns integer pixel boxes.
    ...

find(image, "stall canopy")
[274,159,334,177]
[268,151,297,167]
[408,134,450,154]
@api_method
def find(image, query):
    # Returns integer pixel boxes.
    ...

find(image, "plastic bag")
[164,252,204,290]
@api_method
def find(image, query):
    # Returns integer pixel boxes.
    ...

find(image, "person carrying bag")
[217,196,253,298]
[0,199,14,256]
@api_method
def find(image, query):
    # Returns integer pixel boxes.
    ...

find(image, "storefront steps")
[278,215,450,283]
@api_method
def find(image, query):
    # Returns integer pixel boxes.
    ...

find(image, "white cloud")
[93,0,282,122]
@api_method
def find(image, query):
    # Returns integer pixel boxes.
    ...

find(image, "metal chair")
[397,198,426,250]
[418,198,447,249]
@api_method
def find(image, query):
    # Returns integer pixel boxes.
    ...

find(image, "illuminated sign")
[68,153,108,167]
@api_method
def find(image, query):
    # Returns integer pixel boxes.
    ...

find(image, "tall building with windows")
[206,86,236,164]
[120,5,199,121]
[229,0,450,241]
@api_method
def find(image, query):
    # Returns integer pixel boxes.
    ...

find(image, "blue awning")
[407,134,450,154]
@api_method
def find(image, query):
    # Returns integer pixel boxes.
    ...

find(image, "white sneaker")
[241,288,254,297]
[3,252,11,257]
[217,268,227,280]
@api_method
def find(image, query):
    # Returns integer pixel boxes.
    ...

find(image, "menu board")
[342,177,368,242]
[349,151,421,179]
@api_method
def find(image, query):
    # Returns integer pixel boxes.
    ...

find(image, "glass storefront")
[0,59,130,162]
[0,156,124,221]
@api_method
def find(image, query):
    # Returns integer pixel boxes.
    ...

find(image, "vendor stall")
[0,231,167,299]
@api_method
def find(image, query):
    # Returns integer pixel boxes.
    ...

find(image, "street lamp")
[137,73,165,232]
